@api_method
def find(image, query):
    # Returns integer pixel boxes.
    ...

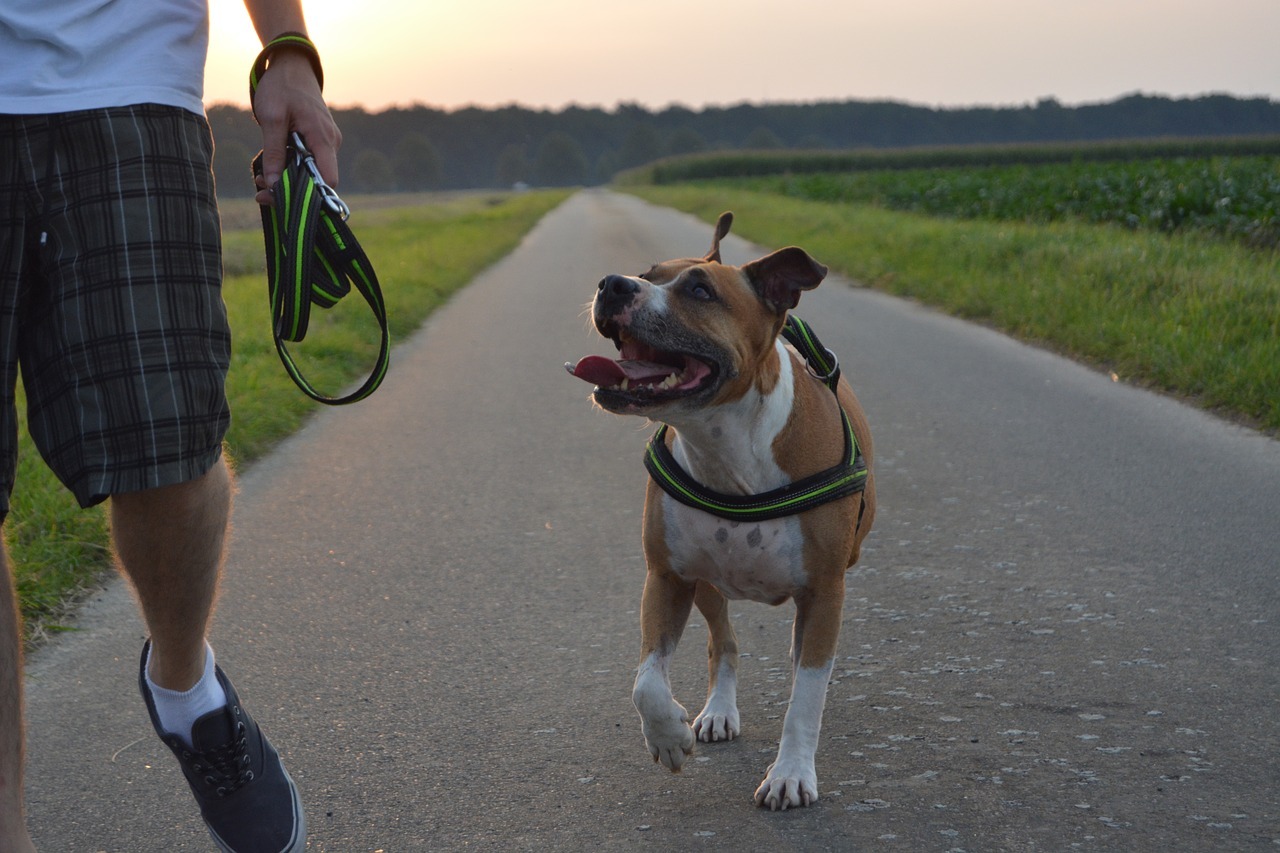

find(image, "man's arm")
[242,0,342,204]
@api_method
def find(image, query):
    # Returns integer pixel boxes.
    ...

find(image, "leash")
[248,33,388,405]
[250,133,390,405]
[643,315,868,522]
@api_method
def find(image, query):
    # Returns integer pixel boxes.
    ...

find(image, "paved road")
[23,190,1280,851]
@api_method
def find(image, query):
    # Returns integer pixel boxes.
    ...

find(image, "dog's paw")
[634,669,695,771]
[639,705,695,772]
[645,712,696,768]
[753,759,819,811]
[693,700,740,743]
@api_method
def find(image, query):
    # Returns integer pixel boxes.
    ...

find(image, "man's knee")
[110,458,232,528]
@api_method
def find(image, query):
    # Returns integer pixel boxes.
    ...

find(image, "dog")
[566,212,876,809]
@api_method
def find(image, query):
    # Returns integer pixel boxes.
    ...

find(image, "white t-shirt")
[0,0,209,115]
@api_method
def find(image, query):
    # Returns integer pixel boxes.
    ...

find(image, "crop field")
[632,136,1280,184]
[625,151,1280,433]
[739,156,1280,248]
[624,138,1280,250]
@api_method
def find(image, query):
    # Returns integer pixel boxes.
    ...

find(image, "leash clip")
[805,347,839,383]
[290,132,349,220]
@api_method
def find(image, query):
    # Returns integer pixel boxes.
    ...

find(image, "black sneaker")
[139,641,306,853]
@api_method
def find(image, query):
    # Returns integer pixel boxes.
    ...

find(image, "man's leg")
[117,457,305,853]
[111,458,231,693]
[0,543,37,853]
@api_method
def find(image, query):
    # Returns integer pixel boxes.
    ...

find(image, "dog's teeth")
[620,378,630,391]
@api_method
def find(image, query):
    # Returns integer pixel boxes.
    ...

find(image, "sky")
[205,0,1280,113]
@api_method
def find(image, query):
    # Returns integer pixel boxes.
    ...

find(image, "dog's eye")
[687,280,715,301]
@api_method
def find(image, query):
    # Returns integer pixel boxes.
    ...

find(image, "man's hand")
[251,48,342,205]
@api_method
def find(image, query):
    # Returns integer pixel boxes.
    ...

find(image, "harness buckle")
[290,132,350,220]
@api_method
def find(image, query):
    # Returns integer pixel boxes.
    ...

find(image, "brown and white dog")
[567,213,876,809]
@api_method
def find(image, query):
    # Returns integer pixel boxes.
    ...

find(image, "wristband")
[249,32,324,117]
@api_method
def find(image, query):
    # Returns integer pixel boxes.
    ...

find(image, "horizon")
[203,0,1280,115]
[204,89,1276,118]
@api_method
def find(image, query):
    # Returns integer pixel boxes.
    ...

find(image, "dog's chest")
[652,344,810,602]
[660,496,807,603]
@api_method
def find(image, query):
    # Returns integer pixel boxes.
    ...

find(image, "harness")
[251,134,390,405]
[643,315,869,522]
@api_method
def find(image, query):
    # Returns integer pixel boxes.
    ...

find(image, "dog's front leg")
[633,567,697,772]
[754,580,843,810]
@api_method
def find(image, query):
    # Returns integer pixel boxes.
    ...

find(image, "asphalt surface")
[22,190,1280,851]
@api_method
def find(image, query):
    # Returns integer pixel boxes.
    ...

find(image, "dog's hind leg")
[692,580,741,743]
[754,576,844,810]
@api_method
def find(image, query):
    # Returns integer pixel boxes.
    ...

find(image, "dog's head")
[567,212,828,416]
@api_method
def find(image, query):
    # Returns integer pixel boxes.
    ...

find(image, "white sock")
[145,642,228,749]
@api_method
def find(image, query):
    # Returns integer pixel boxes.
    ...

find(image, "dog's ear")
[741,246,828,312]
[703,211,734,263]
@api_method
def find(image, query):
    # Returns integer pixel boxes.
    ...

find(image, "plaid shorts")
[0,105,231,513]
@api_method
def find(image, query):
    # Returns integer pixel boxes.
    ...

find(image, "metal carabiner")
[805,347,840,384]
[291,132,350,220]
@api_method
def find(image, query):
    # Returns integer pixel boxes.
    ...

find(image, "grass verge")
[624,185,1280,433]
[10,189,570,644]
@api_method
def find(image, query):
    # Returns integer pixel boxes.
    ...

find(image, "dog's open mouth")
[566,332,716,405]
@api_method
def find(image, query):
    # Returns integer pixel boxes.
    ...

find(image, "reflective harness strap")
[252,135,390,405]
[643,315,868,522]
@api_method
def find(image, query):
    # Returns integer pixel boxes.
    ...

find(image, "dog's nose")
[598,274,640,296]
[597,274,641,314]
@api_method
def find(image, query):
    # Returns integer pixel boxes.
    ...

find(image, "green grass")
[9,189,570,642]
[623,184,1280,432]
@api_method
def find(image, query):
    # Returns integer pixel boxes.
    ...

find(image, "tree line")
[207,93,1280,197]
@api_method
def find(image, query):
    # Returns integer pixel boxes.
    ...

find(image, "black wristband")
[249,32,324,118]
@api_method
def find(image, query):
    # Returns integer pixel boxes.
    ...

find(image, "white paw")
[692,700,740,743]
[639,702,695,771]
[753,758,818,811]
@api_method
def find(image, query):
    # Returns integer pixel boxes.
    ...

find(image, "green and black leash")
[643,315,868,522]
[249,34,389,405]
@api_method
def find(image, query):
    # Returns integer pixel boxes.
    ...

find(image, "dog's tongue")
[566,356,676,387]
[567,355,627,387]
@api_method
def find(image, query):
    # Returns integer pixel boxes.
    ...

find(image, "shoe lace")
[182,713,256,798]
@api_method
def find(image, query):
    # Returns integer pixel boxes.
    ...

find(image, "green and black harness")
[643,315,869,522]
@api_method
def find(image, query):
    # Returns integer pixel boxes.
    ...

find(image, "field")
[9,189,571,642]
[744,156,1280,248]
[621,139,1280,437]
[629,136,1280,183]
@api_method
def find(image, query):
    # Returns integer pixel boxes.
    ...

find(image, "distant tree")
[744,126,784,149]
[211,138,255,199]
[533,132,588,186]
[353,148,395,193]
[667,127,708,156]
[618,124,664,169]
[393,132,443,190]
[495,143,530,187]
[203,95,1280,192]
[593,150,619,185]
[207,103,263,156]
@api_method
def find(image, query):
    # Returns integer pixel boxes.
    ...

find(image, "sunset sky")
[205,0,1280,113]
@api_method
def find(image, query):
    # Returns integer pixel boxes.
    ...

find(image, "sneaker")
[139,641,306,853]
